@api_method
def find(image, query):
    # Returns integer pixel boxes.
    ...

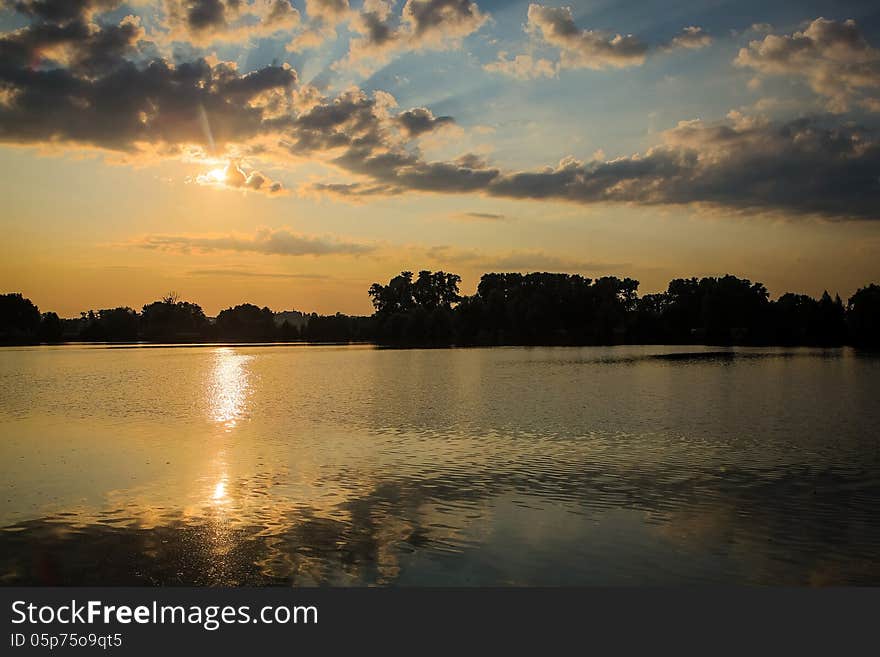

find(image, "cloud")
[485,4,712,76]
[402,0,486,47]
[396,107,454,136]
[6,0,121,22]
[0,6,147,77]
[452,211,508,221]
[303,0,350,24]
[303,106,880,220]
[187,268,330,279]
[0,4,298,153]
[483,114,880,219]
[131,227,375,256]
[286,0,350,51]
[666,26,713,51]
[483,52,557,79]
[333,0,487,74]
[2,3,877,220]
[305,181,400,200]
[194,160,286,194]
[734,17,880,113]
[526,4,650,69]
[424,245,628,272]
[158,0,301,45]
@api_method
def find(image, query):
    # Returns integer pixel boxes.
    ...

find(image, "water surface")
[1,344,879,585]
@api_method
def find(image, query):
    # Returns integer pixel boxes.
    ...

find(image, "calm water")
[1,344,879,586]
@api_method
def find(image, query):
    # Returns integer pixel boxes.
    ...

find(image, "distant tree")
[0,293,41,344]
[657,276,770,344]
[369,270,460,344]
[80,307,140,341]
[847,284,880,347]
[412,270,461,310]
[215,304,277,341]
[301,313,374,342]
[772,293,818,345]
[454,272,637,345]
[369,271,415,315]
[632,293,671,343]
[38,312,63,343]
[278,320,301,341]
[815,291,847,346]
[141,295,208,341]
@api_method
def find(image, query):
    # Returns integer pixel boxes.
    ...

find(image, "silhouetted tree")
[633,293,670,343]
[278,320,301,341]
[5,274,880,347]
[369,270,460,344]
[80,307,139,341]
[301,313,374,342]
[847,284,880,347]
[38,312,63,343]
[369,271,415,315]
[815,291,847,346]
[216,303,276,341]
[454,272,638,345]
[0,293,41,344]
[413,270,461,310]
[140,294,208,341]
[655,276,770,344]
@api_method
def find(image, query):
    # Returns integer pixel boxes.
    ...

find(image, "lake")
[1,344,879,585]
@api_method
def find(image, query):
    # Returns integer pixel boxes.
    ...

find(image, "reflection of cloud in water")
[3,346,880,585]
[3,465,880,586]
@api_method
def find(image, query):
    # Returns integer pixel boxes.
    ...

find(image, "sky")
[1,0,879,317]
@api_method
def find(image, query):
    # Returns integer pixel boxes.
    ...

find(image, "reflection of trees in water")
[2,464,880,586]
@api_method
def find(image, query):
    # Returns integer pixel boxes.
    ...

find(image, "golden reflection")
[209,347,253,430]
[212,478,228,503]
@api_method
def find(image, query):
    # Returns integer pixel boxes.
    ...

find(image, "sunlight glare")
[207,167,227,183]
[209,348,253,430]
[213,479,227,502]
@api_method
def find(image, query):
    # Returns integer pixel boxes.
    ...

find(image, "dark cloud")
[160,0,300,45]
[396,107,453,136]
[309,181,401,198]
[735,18,880,113]
[132,227,374,256]
[484,115,880,219]
[456,211,506,221]
[6,0,121,23]
[0,4,144,76]
[334,0,486,73]
[358,7,394,45]
[526,4,649,69]
[0,5,297,152]
[185,0,227,31]
[302,104,880,219]
[402,0,485,40]
[0,59,296,151]
[1,3,876,220]
[522,4,711,71]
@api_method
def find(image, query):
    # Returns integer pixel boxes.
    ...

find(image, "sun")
[206,167,227,183]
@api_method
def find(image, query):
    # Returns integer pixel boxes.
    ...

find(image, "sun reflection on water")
[209,348,253,430]
[212,478,228,503]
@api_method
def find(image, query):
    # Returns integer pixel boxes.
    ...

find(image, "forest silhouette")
[2,272,879,347]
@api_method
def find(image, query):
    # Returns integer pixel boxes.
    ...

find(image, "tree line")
[1,272,879,347]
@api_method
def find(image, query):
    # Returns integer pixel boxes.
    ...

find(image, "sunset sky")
[1,0,879,316]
